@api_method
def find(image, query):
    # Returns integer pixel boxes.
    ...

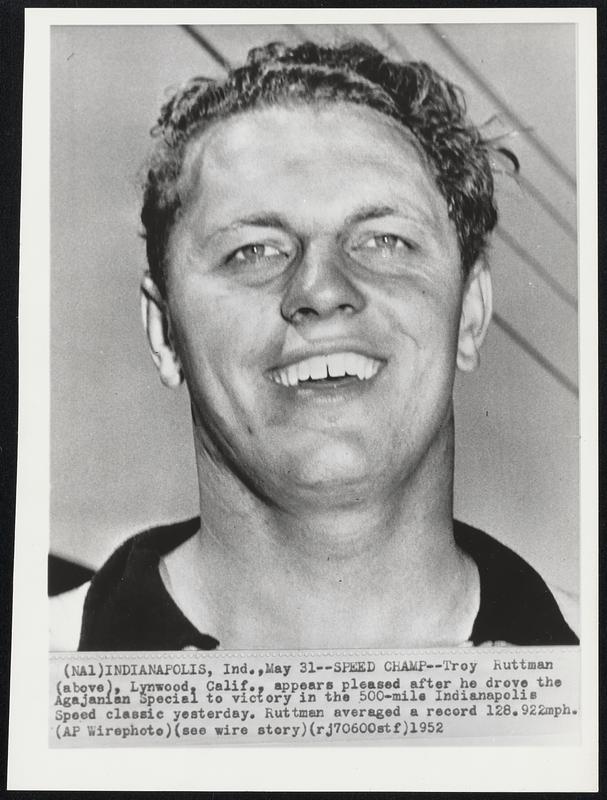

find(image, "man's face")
[163,104,471,505]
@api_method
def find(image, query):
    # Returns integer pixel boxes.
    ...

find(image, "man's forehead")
[174,107,456,253]
[181,104,427,183]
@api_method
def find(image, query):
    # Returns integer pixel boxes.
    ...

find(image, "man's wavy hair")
[142,40,506,294]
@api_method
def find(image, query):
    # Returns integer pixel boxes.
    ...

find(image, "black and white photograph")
[9,7,597,792]
[48,20,580,651]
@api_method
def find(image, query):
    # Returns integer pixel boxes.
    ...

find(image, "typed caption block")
[51,648,580,747]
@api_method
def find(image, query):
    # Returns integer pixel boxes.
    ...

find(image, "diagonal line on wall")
[371,24,413,60]
[516,173,577,241]
[495,227,577,311]
[372,24,577,243]
[493,312,578,397]
[181,25,232,72]
[424,23,577,191]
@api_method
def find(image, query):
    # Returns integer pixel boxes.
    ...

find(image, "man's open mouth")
[270,352,383,387]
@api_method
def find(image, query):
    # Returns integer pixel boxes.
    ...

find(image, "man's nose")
[280,240,366,325]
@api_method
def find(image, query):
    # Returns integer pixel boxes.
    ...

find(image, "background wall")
[50,23,579,593]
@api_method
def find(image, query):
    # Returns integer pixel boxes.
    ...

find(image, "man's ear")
[456,260,493,373]
[140,273,183,388]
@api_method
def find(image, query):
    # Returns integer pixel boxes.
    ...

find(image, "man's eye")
[231,243,284,263]
[362,234,408,252]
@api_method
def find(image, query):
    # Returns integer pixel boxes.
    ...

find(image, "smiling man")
[62,40,577,650]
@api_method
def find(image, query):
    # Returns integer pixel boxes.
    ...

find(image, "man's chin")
[278,441,380,499]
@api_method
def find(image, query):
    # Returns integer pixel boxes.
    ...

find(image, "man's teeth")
[271,352,381,387]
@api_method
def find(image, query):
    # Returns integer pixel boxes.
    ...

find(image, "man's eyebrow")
[345,205,398,226]
[344,204,435,229]
[205,205,438,242]
[209,213,292,237]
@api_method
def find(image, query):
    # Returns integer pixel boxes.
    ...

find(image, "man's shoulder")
[454,520,579,645]
[49,518,579,651]
[547,584,580,638]
[83,518,200,600]
[49,518,201,652]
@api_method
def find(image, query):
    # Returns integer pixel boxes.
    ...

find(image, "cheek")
[383,279,462,350]
[168,282,276,389]
[379,283,462,413]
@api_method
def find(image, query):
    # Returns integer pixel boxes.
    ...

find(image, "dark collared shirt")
[78,518,579,651]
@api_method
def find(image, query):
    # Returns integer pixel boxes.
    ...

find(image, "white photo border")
[9,6,597,792]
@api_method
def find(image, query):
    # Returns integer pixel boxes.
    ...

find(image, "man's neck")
[162,424,480,649]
